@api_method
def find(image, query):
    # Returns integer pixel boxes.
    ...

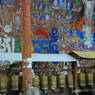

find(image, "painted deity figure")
[83,0,94,21]
[52,0,60,9]
[83,24,92,48]
[82,0,94,48]
[59,0,64,8]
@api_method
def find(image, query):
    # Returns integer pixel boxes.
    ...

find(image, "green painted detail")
[15,38,22,53]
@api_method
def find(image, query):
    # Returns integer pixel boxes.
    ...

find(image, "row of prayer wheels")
[32,74,73,90]
[79,73,94,87]
[32,73,95,90]
[0,75,19,92]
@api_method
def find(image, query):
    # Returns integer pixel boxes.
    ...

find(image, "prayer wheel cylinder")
[87,73,94,86]
[0,75,9,92]
[11,75,19,90]
[58,74,65,88]
[79,73,86,87]
[50,75,57,90]
[32,75,40,87]
[41,75,48,90]
[67,74,74,88]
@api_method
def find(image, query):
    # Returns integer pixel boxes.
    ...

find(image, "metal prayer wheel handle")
[49,75,57,90]
[58,74,66,88]
[0,75,9,92]
[67,74,74,88]
[40,76,48,90]
[32,75,40,87]
[11,75,19,90]
[87,73,94,86]
[79,73,86,87]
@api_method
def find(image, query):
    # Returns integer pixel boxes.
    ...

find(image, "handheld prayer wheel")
[40,75,48,90]
[0,75,9,92]
[87,73,94,86]
[58,74,65,88]
[11,75,19,90]
[50,75,57,90]
[32,75,40,87]
[67,74,74,88]
[79,73,86,87]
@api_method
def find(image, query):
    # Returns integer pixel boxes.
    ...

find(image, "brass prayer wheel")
[40,75,48,90]
[79,73,86,87]
[58,74,65,88]
[0,75,9,92]
[87,73,94,86]
[11,75,19,90]
[67,74,74,88]
[50,75,57,90]
[32,75,40,87]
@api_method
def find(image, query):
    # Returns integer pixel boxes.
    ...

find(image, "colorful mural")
[31,0,95,53]
[0,0,95,54]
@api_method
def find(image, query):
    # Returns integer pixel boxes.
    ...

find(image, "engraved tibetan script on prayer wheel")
[41,75,48,90]
[67,74,74,88]
[0,75,9,92]
[50,75,57,90]
[79,73,86,87]
[58,74,65,88]
[11,75,19,90]
[32,75,40,87]
[87,73,94,86]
